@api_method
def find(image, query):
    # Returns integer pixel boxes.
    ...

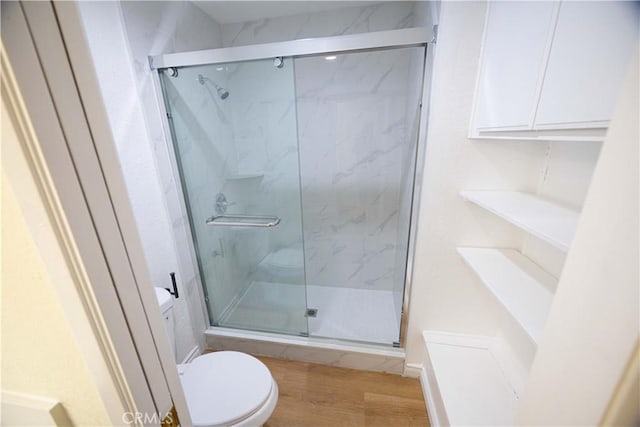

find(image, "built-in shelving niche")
[419,1,635,422]
[422,188,585,425]
[422,331,519,426]
[422,191,575,425]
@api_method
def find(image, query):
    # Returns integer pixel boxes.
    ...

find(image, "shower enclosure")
[154,29,429,346]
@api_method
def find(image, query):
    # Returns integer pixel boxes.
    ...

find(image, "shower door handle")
[205,214,280,228]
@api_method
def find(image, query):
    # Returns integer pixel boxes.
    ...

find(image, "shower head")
[197,74,229,100]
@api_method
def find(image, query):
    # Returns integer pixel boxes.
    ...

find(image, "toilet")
[155,288,278,426]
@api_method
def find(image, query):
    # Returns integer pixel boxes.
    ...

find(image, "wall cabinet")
[472,1,638,138]
[534,1,639,129]
[474,2,556,131]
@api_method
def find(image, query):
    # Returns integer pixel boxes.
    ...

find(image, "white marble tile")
[221,2,416,47]
[333,352,405,374]
[117,1,426,355]
[223,57,305,254]
[205,335,288,358]
[295,47,422,292]
[205,329,405,374]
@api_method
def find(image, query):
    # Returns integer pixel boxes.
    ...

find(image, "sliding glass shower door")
[295,46,425,345]
[157,36,427,346]
[160,57,309,336]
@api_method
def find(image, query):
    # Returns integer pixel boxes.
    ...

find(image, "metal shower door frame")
[148,27,435,347]
[149,27,430,69]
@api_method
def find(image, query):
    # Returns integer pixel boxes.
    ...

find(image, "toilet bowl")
[155,288,278,426]
[180,351,278,426]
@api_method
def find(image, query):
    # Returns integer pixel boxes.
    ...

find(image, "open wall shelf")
[422,331,519,426]
[460,191,579,252]
[457,247,556,344]
[469,133,606,143]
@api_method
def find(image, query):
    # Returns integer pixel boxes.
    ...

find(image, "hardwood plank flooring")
[254,355,430,427]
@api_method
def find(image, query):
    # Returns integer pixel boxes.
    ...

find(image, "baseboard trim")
[404,362,423,378]
[420,365,445,427]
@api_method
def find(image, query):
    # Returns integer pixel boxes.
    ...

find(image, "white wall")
[406,1,545,366]
[517,53,639,425]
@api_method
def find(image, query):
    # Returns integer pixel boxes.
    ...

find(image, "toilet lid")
[180,351,274,427]
[263,247,303,269]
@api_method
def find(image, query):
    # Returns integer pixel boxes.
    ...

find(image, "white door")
[534,1,639,128]
[474,1,557,131]
[2,1,192,425]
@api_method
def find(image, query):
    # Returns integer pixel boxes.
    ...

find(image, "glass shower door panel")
[295,47,425,345]
[160,57,308,336]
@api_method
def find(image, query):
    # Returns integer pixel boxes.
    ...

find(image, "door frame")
[1,1,192,424]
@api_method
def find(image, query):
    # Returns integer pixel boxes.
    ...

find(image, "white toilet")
[155,288,278,426]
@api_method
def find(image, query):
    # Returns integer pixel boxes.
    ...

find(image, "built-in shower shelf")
[457,248,556,344]
[225,173,264,181]
[460,191,579,252]
[422,331,519,426]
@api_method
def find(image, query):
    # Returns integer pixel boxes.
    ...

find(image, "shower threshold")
[204,326,406,375]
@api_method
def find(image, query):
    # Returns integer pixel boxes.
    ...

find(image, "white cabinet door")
[534,2,639,128]
[474,2,557,131]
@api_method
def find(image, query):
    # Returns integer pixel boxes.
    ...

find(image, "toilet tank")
[154,287,176,359]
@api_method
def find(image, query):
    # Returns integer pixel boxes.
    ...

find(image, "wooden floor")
[254,355,430,427]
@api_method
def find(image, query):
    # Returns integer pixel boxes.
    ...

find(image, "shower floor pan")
[220,281,401,345]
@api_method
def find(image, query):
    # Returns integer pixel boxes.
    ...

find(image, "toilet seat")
[180,351,277,427]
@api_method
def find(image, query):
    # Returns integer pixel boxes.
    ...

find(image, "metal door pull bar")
[205,214,280,228]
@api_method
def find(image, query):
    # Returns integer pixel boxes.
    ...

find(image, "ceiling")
[193,1,385,24]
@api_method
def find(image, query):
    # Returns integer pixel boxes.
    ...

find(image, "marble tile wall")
[113,1,430,346]
[160,66,242,322]
[221,2,417,47]
[224,58,305,258]
[118,0,225,358]
[295,47,423,292]
[218,2,426,295]
[162,57,306,326]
